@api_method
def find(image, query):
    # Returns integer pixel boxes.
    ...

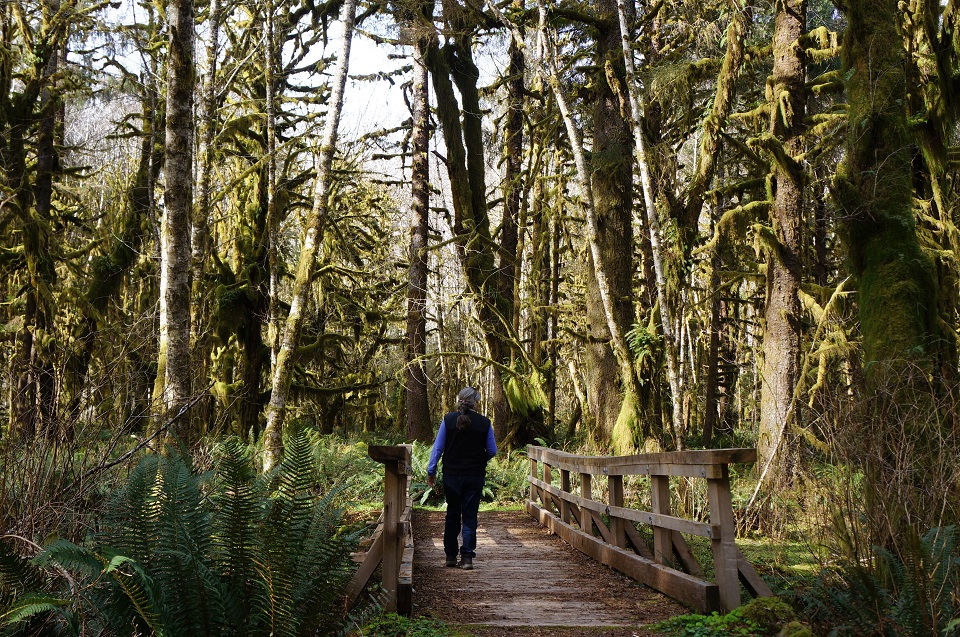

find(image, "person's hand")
[427,474,436,488]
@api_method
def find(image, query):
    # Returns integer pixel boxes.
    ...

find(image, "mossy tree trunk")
[758,0,806,483]
[2,0,68,440]
[426,0,541,448]
[526,0,644,453]
[263,0,357,470]
[156,0,196,440]
[405,3,433,443]
[585,0,638,451]
[902,0,960,396]
[834,0,938,381]
[190,0,221,433]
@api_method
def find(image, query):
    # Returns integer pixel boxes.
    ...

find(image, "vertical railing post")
[651,474,673,565]
[609,474,625,548]
[366,445,410,614]
[707,463,740,611]
[382,457,401,612]
[397,445,413,616]
[580,471,593,535]
[560,468,571,524]
[543,460,553,513]
[529,449,538,503]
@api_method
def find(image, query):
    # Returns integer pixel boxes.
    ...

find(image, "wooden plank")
[536,458,723,479]
[651,475,672,565]
[526,500,720,614]
[567,500,582,529]
[560,469,571,524]
[346,531,384,603]
[382,462,401,612]
[527,446,757,474]
[737,548,773,598]
[580,472,594,536]
[609,475,625,548]
[528,477,719,538]
[623,521,654,560]
[398,515,414,616]
[707,467,740,611]
[369,445,410,464]
[671,531,705,578]
[529,458,537,503]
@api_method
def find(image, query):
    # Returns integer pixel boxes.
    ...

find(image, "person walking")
[426,387,497,570]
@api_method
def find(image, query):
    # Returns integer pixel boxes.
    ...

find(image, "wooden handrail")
[526,445,771,613]
[346,444,414,615]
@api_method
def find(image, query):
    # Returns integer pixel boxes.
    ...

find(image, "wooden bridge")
[348,444,772,628]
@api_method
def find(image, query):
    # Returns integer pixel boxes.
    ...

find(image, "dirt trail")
[411,509,685,636]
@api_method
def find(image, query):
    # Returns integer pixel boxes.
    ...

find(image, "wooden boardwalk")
[411,509,686,631]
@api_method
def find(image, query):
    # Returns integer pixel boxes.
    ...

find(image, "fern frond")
[0,594,71,629]
[0,542,45,609]
[34,540,103,580]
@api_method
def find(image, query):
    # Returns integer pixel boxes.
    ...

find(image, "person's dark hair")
[456,387,480,431]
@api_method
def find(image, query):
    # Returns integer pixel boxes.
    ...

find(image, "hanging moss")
[835,0,939,379]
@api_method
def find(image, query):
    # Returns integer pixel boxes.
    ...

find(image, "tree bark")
[834,0,938,381]
[528,0,643,453]
[615,0,683,449]
[584,0,637,450]
[758,0,806,482]
[156,0,196,439]
[405,25,432,443]
[263,0,357,470]
[191,0,221,433]
[425,5,524,447]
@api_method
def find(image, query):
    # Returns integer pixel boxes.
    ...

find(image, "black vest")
[441,410,492,477]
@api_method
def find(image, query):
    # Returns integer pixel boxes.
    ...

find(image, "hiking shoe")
[459,556,473,570]
[445,557,457,567]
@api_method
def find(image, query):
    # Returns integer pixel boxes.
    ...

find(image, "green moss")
[611,390,641,455]
[836,0,939,378]
[737,597,797,631]
[653,596,802,637]
[778,621,814,637]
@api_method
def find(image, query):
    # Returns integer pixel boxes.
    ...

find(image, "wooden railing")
[346,444,414,615]
[527,445,771,613]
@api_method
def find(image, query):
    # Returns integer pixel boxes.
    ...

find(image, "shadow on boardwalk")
[412,509,686,636]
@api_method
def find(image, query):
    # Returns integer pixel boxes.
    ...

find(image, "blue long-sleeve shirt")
[427,418,497,476]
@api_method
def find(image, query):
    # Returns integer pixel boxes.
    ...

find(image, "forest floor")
[411,509,686,636]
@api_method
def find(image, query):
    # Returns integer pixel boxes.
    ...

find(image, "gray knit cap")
[457,386,480,409]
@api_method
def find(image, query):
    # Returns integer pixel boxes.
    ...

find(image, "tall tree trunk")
[32,16,60,439]
[265,0,280,371]
[7,0,63,440]
[406,27,432,443]
[834,0,938,381]
[192,0,221,432]
[758,0,806,483]
[263,0,357,470]
[581,0,637,451]
[615,0,683,449]
[426,3,524,447]
[525,0,643,453]
[156,0,195,438]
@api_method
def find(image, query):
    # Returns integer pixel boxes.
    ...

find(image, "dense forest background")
[3,0,960,633]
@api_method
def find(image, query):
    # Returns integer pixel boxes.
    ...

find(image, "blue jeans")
[442,474,485,558]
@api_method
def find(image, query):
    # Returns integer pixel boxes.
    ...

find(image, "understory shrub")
[798,526,960,637]
[351,613,455,637]
[0,431,368,637]
[653,597,804,637]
